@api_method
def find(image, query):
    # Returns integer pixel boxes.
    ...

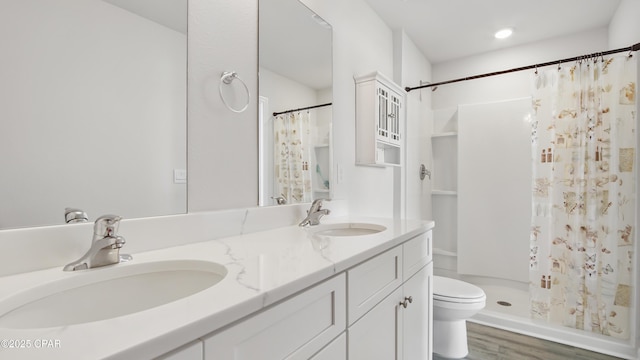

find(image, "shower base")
[469,284,637,359]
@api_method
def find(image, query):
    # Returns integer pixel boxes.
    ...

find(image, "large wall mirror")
[259,0,333,206]
[0,0,187,229]
[0,0,331,230]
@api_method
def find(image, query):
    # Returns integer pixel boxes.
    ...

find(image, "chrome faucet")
[299,199,330,227]
[64,207,89,223]
[63,215,126,271]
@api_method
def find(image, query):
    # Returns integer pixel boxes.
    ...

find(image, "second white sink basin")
[0,260,227,329]
[311,222,386,237]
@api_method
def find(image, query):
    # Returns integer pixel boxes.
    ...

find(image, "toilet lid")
[433,276,485,302]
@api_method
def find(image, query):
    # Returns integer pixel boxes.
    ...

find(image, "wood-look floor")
[433,322,624,360]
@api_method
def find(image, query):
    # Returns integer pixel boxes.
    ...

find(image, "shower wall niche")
[431,107,459,270]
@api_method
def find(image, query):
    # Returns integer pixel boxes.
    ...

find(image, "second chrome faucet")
[63,215,127,271]
[299,199,330,227]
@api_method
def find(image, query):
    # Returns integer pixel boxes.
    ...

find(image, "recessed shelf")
[431,190,457,196]
[431,132,457,138]
[433,248,458,257]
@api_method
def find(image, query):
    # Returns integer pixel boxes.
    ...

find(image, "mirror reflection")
[259,0,333,206]
[0,0,187,229]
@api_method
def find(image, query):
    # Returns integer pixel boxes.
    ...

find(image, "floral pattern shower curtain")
[274,111,312,203]
[530,55,636,339]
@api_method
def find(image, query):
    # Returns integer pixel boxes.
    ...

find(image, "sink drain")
[497,300,512,307]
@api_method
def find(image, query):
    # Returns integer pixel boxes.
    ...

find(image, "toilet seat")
[433,276,486,304]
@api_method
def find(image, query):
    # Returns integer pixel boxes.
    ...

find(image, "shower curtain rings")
[219,71,250,113]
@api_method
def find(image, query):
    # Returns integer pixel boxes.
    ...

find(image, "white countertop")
[0,217,433,359]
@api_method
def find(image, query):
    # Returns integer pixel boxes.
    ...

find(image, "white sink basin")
[0,260,227,329]
[311,222,386,237]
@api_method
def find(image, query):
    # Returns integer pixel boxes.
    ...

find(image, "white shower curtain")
[529,55,636,339]
[274,111,312,204]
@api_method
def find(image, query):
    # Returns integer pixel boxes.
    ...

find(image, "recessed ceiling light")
[494,28,513,39]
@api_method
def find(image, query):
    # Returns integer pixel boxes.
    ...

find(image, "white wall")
[259,67,318,122]
[608,0,640,49]
[187,0,258,212]
[433,28,609,109]
[457,98,532,282]
[394,30,433,220]
[0,0,186,229]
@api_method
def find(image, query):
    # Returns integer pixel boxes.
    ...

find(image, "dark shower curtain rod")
[272,102,332,116]
[405,42,640,93]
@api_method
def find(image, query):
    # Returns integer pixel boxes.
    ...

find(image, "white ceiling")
[363,0,622,64]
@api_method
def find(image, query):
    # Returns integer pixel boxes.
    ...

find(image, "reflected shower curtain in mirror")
[274,111,312,203]
[529,55,636,339]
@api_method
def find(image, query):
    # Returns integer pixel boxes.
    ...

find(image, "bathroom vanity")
[0,216,433,360]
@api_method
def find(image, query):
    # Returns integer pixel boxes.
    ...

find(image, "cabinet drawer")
[347,246,402,325]
[403,230,432,280]
[203,274,346,360]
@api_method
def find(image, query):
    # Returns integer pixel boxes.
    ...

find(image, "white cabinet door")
[402,263,432,360]
[309,333,346,360]
[349,264,432,360]
[375,83,402,146]
[203,274,346,360]
[348,286,402,360]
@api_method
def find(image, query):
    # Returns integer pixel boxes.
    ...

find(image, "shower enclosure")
[430,54,638,359]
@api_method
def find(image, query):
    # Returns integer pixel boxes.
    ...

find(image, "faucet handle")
[111,236,126,249]
[310,198,329,211]
[93,215,122,237]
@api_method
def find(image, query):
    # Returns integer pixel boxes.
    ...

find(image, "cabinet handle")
[399,296,413,308]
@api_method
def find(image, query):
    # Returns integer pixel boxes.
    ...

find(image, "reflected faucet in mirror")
[271,195,287,205]
[64,208,89,224]
[63,215,127,271]
[299,199,330,227]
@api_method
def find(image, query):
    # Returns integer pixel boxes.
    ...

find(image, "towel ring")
[219,71,250,113]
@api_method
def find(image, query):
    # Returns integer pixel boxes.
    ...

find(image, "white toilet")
[432,276,486,359]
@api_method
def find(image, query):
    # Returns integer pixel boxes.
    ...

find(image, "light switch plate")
[173,169,187,184]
